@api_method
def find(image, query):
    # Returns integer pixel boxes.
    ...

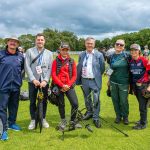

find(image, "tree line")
[0,28,150,51]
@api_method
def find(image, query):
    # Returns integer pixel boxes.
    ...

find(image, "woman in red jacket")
[51,42,81,130]
[129,44,150,130]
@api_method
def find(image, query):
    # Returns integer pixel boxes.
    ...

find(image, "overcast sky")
[0,0,150,40]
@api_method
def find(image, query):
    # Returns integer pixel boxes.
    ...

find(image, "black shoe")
[135,120,141,125]
[83,114,92,120]
[132,124,146,130]
[68,121,76,131]
[123,117,129,125]
[135,120,148,125]
[114,117,121,124]
[93,120,101,128]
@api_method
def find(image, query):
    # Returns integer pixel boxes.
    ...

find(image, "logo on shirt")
[137,63,141,67]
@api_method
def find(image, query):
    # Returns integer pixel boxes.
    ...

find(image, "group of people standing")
[0,34,149,141]
[107,39,150,130]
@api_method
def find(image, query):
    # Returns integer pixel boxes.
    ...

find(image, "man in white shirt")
[76,37,105,128]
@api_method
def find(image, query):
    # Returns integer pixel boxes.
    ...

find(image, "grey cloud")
[0,0,150,39]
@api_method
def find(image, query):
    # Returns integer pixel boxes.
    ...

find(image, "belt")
[84,78,95,80]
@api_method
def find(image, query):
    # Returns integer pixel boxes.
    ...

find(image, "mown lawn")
[0,54,150,150]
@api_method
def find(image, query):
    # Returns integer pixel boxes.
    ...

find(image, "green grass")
[0,55,150,150]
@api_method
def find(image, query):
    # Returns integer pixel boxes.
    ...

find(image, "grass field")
[0,55,150,150]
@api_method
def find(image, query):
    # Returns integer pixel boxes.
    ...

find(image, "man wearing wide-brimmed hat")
[0,36,24,141]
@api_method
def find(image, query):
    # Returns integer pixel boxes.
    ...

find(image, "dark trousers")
[110,82,129,119]
[81,78,100,120]
[57,88,78,121]
[28,82,48,120]
[0,90,20,131]
[133,84,148,125]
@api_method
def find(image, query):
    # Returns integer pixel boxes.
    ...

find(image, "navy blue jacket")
[0,49,24,92]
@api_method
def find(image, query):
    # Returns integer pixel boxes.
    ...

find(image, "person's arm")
[24,49,36,82]
[76,54,82,85]
[142,57,150,74]
[99,53,105,75]
[43,52,53,83]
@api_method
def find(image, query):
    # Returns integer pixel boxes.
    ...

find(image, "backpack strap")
[68,58,74,79]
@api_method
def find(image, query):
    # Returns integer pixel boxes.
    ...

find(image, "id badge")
[36,66,42,74]
[106,68,114,76]
[82,67,87,77]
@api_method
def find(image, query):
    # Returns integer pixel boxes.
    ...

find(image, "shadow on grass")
[16,113,136,139]
[57,130,91,141]
[99,116,133,131]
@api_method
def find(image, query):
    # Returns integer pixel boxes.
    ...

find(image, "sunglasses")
[115,43,124,47]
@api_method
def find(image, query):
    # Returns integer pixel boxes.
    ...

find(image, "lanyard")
[84,54,89,67]
[38,51,44,65]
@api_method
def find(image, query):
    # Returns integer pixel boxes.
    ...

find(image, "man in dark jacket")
[0,37,24,141]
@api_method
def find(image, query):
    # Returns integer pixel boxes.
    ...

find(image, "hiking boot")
[68,120,82,130]
[56,119,67,131]
[69,121,76,131]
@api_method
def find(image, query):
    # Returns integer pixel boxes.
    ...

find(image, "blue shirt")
[0,49,24,92]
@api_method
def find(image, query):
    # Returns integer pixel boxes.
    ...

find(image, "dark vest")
[56,57,74,79]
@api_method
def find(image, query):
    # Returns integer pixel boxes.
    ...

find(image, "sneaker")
[28,120,35,130]
[69,121,76,131]
[75,123,82,128]
[1,131,8,141]
[56,119,67,131]
[114,117,121,124]
[132,124,146,130]
[123,117,129,125]
[43,119,49,128]
[8,124,21,131]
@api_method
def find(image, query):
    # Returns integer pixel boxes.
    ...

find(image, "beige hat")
[5,36,20,45]
[130,44,141,51]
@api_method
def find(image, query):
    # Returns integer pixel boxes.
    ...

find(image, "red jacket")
[51,54,77,88]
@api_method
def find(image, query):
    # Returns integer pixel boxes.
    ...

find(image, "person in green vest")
[108,39,130,125]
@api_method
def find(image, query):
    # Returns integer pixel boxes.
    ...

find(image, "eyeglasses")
[115,43,124,47]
